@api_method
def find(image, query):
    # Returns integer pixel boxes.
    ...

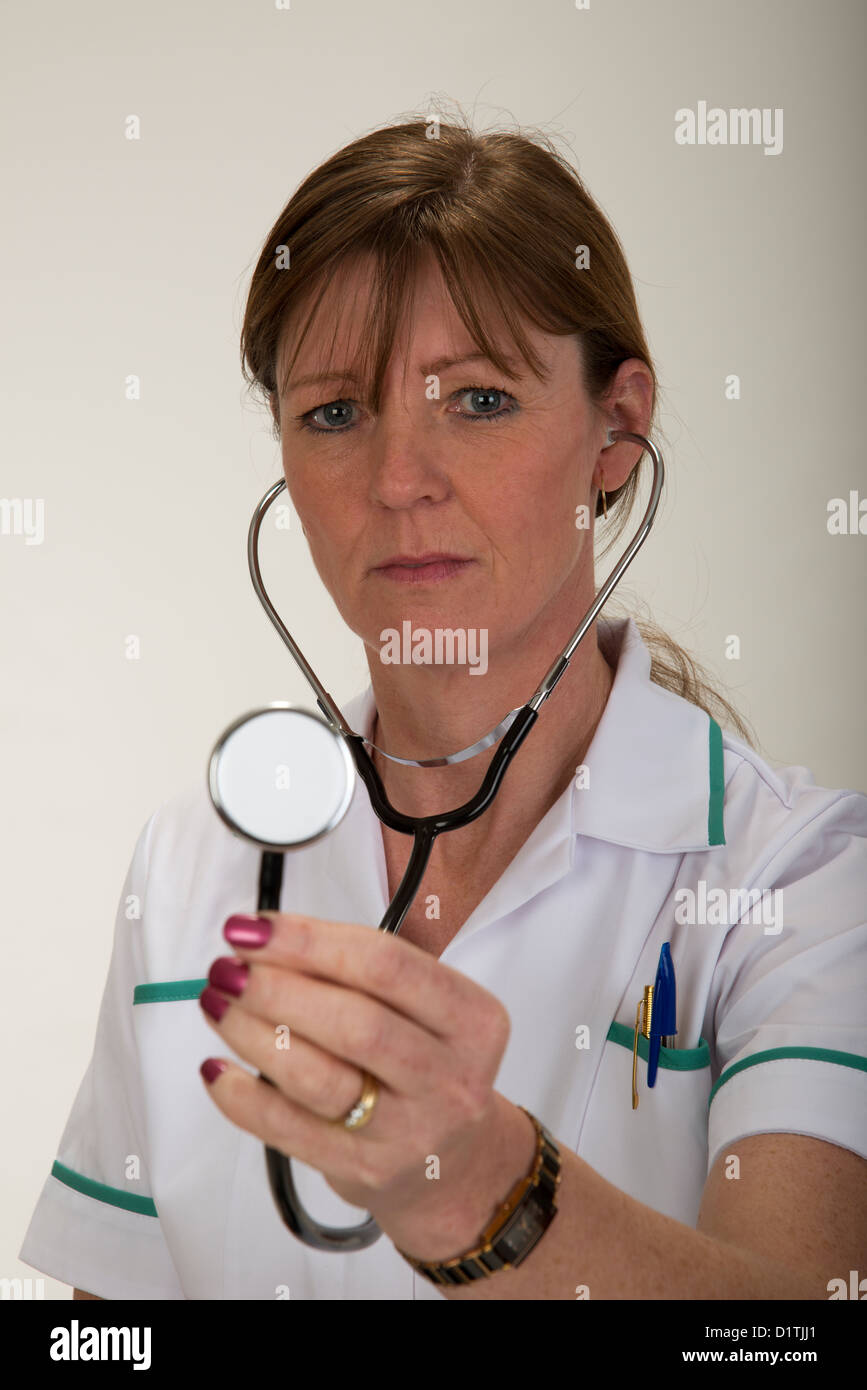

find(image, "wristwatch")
[396,1108,561,1286]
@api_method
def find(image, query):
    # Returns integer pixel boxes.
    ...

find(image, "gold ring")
[334,1071,379,1131]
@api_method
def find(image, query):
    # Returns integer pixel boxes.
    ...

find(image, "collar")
[572,616,726,852]
[338,615,725,862]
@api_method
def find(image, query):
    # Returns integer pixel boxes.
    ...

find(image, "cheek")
[281,466,376,631]
[295,514,352,602]
[497,465,591,602]
[283,464,345,551]
[283,455,320,517]
[487,457,584,557]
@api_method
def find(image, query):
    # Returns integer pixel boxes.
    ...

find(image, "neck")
[366,622,615,840]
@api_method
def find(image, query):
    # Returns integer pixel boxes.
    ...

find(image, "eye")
[452,385,518,423]
[296,399,359,433]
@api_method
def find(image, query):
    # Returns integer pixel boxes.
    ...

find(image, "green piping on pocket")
[708,717,725,846]
[606,1021,710,1070]
[51,1160,158,1217]
[133,979,208,1004]
[709,1046,867,1107]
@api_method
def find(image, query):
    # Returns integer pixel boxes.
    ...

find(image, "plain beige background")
[3,0,865,1297]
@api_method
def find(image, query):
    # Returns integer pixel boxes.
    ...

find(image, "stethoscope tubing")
[248,428,664,1251]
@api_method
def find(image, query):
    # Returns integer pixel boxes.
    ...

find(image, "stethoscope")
[207,427,664,1252]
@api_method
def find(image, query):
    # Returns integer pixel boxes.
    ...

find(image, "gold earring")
[600,471,608,519]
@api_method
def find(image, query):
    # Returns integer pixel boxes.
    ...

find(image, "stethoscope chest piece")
[208,704,356,852]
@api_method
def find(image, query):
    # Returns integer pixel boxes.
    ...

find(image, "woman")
[20,114,866,1300]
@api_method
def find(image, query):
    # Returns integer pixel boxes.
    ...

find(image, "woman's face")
[273,255,640,673]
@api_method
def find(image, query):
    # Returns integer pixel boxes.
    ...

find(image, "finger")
[198,1059,384,1186]
[200,985,371,1121]
[203,962,443,1097]
[223,911,504,1047]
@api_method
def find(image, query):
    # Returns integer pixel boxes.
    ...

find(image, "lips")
[372,553,475,584]
[374,553,470,569]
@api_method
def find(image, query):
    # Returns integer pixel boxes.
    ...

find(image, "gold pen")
[631,984,653,1109]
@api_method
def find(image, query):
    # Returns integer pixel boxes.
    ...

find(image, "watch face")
[497,1196,546,1263]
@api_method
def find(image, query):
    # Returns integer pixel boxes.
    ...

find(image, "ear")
[596,359,655,489]
[596,427,634,492]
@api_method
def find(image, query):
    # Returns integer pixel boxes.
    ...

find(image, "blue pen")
[647,942,677,1087]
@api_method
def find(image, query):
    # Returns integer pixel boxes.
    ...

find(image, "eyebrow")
[286,351,526,393]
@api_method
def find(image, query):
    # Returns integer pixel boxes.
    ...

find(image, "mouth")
[372,553,475,584]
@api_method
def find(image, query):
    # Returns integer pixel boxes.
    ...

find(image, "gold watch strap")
[396,1108,561,1286]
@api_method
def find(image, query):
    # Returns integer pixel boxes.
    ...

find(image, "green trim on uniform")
[606,1020,710,1070]
[51,1160,158,1218]
[707,717,726,846]
[708,1046,867,1107]
[133,979,208,1004]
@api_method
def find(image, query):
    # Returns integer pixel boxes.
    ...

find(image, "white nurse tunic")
[18,616,867,1299]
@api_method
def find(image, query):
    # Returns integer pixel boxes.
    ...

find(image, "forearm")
[388,1098,822,1301]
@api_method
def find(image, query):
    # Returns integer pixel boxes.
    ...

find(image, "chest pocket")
[577,1022,712,1226]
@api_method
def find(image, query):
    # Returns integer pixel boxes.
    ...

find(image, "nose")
[367,406,451,510]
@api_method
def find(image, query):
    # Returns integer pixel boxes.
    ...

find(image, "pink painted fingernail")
[224,914,273,948]
[201,1059,228,1085]
[209,956,249,997]
[200,986,229,1022]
